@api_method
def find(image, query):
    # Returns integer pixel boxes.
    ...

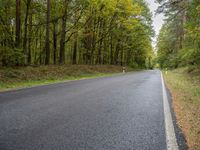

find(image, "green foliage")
[0,46,25,66]
[156,0,200,69]
[0,0,154,68]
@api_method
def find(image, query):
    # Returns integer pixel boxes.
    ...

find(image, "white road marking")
[161,72,179,150]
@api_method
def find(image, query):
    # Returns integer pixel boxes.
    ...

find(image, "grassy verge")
[0,65,132,92]
[163,67,200,150]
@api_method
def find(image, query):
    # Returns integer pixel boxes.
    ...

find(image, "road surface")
[0,70,183,150]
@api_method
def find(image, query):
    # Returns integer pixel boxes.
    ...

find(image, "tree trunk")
[110,34,113,64]
[114,39,120,65]
[23,0,31,63]
[90,9,97,65]
[16,0,21,47]
[83,17,92,65]
[59,16,67,64]
[73,32,78,64]
[45,0,50,65]
[27,11,32,65]
[97,20,104,64]
[59,0,68,64]
[53,23,57,64]
[120,43,123,66]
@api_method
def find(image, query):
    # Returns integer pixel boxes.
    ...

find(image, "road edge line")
[161,72,179,150]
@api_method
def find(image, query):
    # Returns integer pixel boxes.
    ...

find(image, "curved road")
[0,70,183,150]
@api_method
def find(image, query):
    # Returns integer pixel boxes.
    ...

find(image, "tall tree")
[45,0,50,65]
[59,0,68,64]
[23,0,31,62]
[0,0,154,67]
[72,31,78,64]
[15,0,21,47]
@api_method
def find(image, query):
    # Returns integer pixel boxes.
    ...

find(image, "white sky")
[145,0,165,46]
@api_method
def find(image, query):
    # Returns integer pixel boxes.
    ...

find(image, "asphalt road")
[0,70,177,150]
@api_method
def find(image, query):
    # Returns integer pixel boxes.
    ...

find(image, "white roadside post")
[165,68,168,75]
[123,67,126,73]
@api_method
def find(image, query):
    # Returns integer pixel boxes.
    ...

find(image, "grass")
[0,65,130,91]
[0,73,114,92]
[164,67,200,150]
[0,65,131,92]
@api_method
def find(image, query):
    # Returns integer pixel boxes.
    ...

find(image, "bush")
[0,46,25,66]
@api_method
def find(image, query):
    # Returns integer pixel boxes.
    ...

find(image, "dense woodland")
[156,0,200,69]
[0,0,154,68]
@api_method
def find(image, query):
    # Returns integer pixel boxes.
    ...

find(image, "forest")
[0,0,154,68]
[156,0,200,69]
[1,1,200,149]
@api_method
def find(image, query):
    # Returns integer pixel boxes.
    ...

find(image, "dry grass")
[0,65,130,91]
[164,67,200,150]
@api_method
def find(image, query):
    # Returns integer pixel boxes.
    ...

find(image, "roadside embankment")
[0,65,132,91]
[164,67,200,150]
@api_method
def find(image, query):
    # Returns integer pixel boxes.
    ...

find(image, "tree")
[45,0,51,65]
[0,0,154,68]
[23,0,31,64]
[156,0,200,68]
[16,0,21,47]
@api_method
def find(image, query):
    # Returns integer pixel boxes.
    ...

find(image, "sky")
[145,0,165,46]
